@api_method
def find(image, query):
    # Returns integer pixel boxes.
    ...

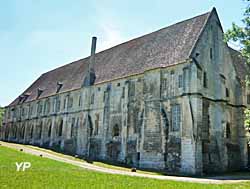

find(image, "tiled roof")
[9,10,212,106]
[229,47,250,85]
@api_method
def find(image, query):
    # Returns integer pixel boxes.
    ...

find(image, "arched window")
[226,123,231,139]
[88,115,93,136]
[48,121,52,138]
[21,125,25,139]
[30,125,33,139]
[58,120,63,137]
[38,122,42,139]
[112,124,120,137]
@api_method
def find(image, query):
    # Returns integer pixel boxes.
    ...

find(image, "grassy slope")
[0,146,249,189]
[25,144,161,175]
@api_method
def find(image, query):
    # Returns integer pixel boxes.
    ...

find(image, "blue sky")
[0,0,247,106]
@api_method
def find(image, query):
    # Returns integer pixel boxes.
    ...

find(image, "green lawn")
[0,146,249,189]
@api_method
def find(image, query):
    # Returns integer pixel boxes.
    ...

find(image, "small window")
[226,88,230,98]
[68,97,73,108]
[71,118,75,137]
[122,87,125,98]
[56,82,63,93]
[171,104,181,131]
[112,124,120,137]
[210,48,213,59]
[226,123,231,139]
[203,72,208,88]
[117,83,120,87]
[37,88,43,98]
[78,95,82,107]
[48,123,52,137]
[178,75,183,88]
[58,120,63,137]
[137,152,140,160]
[91,94,94,104]
[247,94,250,104]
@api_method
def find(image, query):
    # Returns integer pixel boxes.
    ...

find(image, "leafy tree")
[225,0,250,134]
[0,107,4,127]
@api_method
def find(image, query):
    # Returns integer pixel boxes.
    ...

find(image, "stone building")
[1,8,250,175]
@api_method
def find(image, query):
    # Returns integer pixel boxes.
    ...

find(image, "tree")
[0,107,4,127]
[225,0,250,135]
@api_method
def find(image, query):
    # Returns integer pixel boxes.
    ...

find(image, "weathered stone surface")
[1,8,250,176]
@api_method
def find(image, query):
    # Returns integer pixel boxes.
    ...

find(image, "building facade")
[1,8,250,175]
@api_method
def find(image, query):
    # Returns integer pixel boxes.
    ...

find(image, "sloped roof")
[9,10,212,106]
[229,47,250,84]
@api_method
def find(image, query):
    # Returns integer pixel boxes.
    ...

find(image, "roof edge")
[188,7,217,58]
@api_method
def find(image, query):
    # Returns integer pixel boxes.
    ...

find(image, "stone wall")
[1,10,249,176]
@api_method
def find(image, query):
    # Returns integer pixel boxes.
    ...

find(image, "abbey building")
[1,8,250,175]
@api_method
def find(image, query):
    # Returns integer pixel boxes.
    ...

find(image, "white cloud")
[96,23,125,52]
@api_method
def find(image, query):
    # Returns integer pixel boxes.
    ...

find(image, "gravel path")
[1,141,250,184]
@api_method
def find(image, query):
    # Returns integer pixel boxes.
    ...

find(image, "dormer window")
[23,93,30,102]
[37,88,43,98]
[18,95,24,104]
[57,82,63,93]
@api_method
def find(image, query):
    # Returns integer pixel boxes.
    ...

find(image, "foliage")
[245,109,250,129]
[1,146,250,189]
[0,106,4,127]
[225,0,250,132]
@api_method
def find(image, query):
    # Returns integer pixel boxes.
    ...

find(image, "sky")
[0,0,247,107]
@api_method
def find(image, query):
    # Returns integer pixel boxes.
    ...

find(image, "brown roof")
[229,47,250,84]
[9,10,212,106]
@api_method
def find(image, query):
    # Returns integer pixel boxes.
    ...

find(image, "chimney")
[90,36,97,57]
[82,36,97,87]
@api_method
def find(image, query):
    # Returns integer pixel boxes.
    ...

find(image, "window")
[56,97,60,112]
[226,123,231,139]
[37,88,43,98]
[178,75,183,88]
[122,87,125,98]
[71,118,75,137]
[63,97,67,109]
[94,114,99,136]
[48,123,52,138]
[203,72,208,88]
[137,152,140,160]
[44,100,50,114]
[38,123,42,139]
[171,104,181,131]
[56,82,63,93]
[129,82,135,96]
[112,124,120,137]
[58,120,63,137]
[68,97,73,108]
[210,48,213,59]
[37,102,43,115]
[79,95,82,107]
[103,91,108,102]
[91,94,94,104]
[247,94,250,104]
[29,105,33,116]
[226,88,230,98]
[30,125,33,139]
[21,107,25,116]
[162,78,167,90]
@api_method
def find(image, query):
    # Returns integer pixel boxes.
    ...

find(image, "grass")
[16,143,162,175]
[0,146,250,189]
